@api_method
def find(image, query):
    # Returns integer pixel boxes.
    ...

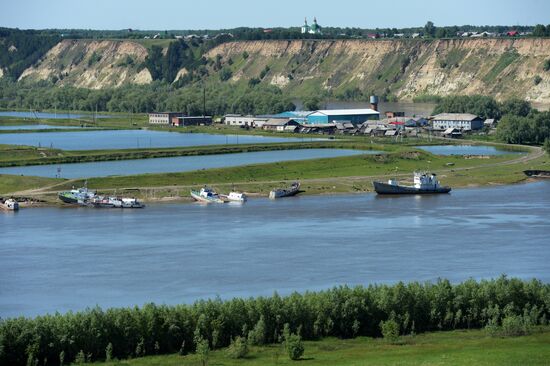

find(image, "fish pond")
[0,129,324,150]
[0,111,111,119]
[0,149,368,178]
[416,145,524,156]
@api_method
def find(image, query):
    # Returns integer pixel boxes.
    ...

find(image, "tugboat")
[269,182,301,199]
[190,187,227,204]
[373,172,451,195]
[1,198,19,211]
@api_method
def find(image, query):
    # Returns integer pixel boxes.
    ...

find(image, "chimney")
[370,95,379,111]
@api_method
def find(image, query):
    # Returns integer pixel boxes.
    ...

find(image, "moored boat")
[221,191,247,203]
[1,198,19,211]
[269,182,301,199]
[523,170,550,178]
[58,186,96,204]
[191,187,227,204]
[373,172,451,195]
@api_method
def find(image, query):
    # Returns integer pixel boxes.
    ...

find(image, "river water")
[0,130,322,150]
[0,149,367,178]
[1,181,549,318]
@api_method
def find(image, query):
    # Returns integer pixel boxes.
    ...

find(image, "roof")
[264,118,295,126]
[431,113,480,121]
[443,128,461,134]
[310,108,380,117]
[385,130,398,136]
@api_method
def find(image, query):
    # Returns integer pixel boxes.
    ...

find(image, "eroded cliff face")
[18,39,152,88]
[16,38,550,105]
[205,38,550,104]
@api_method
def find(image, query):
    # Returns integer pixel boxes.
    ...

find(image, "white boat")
[221,191,247,203]
[190,187,227,204]
[1,198,19,211]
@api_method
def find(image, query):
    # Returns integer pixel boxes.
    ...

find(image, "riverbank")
[2,145,545,206]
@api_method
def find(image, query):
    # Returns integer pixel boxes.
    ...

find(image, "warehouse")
[306,108,379,125]
[172,116,212,126]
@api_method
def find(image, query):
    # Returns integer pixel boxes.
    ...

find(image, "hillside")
[17,39,152,88]
[10,38,550,105]
[204,38,550,104]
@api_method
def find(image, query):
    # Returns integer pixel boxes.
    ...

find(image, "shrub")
[501,315,530,337]
[196,338,210,366]
[380,319,400,343]
[105,342,113,362]
[226,336,248,359]
[219,68,233,81]
[534,75,543,85]
[285,333,304,361]
[242,51,249,59]
[248,315,267,345]
[74,350,85,364]
[544,59,550,72]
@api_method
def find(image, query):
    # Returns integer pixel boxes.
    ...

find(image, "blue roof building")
[305,109,379,125]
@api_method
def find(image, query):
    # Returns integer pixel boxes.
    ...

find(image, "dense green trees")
[0,80,295,116]
[1,277,549,366]
[432,95,502,119]
[496,111,550,144]
[0,28,60,79]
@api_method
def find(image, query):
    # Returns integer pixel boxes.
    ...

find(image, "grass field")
[88,327,550,366]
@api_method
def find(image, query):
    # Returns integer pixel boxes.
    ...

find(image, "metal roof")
[431,113,480,121]
[310,108,379,116]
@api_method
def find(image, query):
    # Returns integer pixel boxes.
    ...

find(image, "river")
[1,181,549,318]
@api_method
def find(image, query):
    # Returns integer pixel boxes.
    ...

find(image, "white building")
[431,113,484,130]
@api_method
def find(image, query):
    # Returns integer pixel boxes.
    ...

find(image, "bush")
[219,68,233,81]
[544,59,550,72]
[105,343,113,362]
[226,336,248,359]
[285,333,304,360]
[501,315,530,337]
[248,316,267,345]
[534,75,543,85]
[196,338,210,366]
[380,319,400,343]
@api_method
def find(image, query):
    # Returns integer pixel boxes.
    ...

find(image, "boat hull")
[373,181,451,195]
[269,183,301,199]
[58,193,79,204]
[190,190,225,204]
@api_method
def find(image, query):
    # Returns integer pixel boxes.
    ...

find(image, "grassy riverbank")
[88,327,550,366]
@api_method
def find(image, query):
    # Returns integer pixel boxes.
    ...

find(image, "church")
[301,17,322,34]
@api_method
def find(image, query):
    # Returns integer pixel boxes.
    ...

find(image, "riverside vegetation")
[1,277,549,366]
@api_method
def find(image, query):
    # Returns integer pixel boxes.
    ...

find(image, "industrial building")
[431,113,484,130]
[305,108,380,125]
[148,112,185,125]
[172,116,212,126]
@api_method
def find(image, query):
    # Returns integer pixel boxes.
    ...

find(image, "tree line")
[1,276,549,366]
[0,80,295,117]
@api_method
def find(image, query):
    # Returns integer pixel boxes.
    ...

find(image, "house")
[148,112,185,125]
[507,31,519,37]
[484,119,498,128]
[224,114,268,128]
[306,108,379,125]
[262,119,300,132]
[430,113,484,131]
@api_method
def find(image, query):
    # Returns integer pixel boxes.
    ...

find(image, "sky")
[1,0,549,30]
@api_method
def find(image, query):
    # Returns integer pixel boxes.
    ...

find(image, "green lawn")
[89,328,550,366]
